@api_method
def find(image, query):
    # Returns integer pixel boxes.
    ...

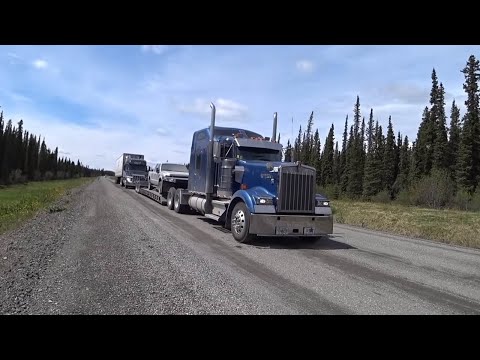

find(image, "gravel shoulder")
[1,177,479,315]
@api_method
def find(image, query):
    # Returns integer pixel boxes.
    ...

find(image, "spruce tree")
[448,100,461,182]
[366,108,374,154]
[363,120,383,197]
[395,131,402,184]
[433,82,449,170]
[414,107,433,178]
[313,128,322,184]
[346,97,364,198]
[294,125,302,162]
[383,116,396,197]
[344,125,354,195]
[333,141,340,185]
[321,124,334,187]
[340,115,349,193]
[303,111,314,166]
[284,140,292,162]
[394,135,410,193]
[376,123,385,190]
[457,55,480,193]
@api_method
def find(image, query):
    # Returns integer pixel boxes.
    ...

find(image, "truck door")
[190,130,208,192]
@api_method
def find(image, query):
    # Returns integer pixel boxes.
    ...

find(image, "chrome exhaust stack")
[204,102,216,213]
[272,112,277,142]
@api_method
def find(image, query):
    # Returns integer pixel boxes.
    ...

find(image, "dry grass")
[0,177,94,235]
[332,200,480,249]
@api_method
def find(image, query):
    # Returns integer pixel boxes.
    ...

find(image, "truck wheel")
[174,189,187,214]
[147,178,152,190]
[231,202,255,244]
[167,187,176,210]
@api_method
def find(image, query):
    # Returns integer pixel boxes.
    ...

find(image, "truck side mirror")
[213,141,221,160]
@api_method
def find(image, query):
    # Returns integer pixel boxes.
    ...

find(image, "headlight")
[126,176,133,182]
[315,199,329,207]
[255,197,274,205]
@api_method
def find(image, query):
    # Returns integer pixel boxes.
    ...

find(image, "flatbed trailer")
[135,186,167,206]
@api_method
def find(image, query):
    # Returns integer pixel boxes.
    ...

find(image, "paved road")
[1,177,479,314]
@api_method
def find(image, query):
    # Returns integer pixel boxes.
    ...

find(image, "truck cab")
[116,153,148,189]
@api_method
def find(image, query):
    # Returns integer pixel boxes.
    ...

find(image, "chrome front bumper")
[249,214,334,236]
[126,180,148,188]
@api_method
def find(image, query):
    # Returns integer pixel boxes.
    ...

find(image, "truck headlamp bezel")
[255,197,274,205]
[315,199,329,207]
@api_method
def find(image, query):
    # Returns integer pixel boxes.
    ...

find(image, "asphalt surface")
[1,176,479,314]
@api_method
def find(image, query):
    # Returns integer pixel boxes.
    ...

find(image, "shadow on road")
[250,235,356,250]
[197,217,356,250]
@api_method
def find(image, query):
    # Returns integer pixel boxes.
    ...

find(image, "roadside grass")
[331,200,480,249]
[0,178,94,235]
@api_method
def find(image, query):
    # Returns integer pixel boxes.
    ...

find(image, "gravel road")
[1,176,479,314]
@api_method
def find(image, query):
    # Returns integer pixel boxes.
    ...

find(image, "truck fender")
[225,187,275,226]
[225,190,255,229]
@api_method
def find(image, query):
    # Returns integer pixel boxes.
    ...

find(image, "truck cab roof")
[195,126,264,141]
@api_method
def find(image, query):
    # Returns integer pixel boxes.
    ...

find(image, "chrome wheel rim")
[232,209,245,235]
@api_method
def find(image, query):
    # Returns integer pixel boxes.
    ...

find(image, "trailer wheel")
[167,187,176,210]
[231,202,255,244]
[173,189,187,214]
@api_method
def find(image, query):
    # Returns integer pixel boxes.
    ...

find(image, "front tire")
[147,178,152,190]
[231,202,255,243]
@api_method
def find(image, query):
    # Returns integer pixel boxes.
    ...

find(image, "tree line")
[283,54,480,211]
[0,110,106,185]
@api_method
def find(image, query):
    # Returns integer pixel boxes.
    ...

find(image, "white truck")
[115,153,148,189]
[147,163,189,200]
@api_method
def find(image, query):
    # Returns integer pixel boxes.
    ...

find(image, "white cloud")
[141,45,168,55]
[0,89,32,103]
[156,127,169,136]
[6,52,22,64]
[296,60,314,73]
[32,59,48,69]
[177,98,248,121]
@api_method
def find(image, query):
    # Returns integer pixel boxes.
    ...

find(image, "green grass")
[332,199,480,249]
[0,178,94,235]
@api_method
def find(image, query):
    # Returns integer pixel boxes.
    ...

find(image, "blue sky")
[1,45,479,170]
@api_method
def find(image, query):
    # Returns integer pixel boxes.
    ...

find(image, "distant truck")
[147,163,189,199]
[115,153,148,189]
[137,103,333,244]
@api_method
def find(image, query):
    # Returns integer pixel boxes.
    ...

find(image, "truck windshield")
[125,164,146,172]
[162,164,188,172]
[236,147,282,162]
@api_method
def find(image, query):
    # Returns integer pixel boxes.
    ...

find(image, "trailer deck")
[135,185,166,205]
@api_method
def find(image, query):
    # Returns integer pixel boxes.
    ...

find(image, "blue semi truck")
[137,102,333,243]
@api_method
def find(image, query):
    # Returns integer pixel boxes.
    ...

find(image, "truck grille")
[133,175,144,183]
[277,164,316,214]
